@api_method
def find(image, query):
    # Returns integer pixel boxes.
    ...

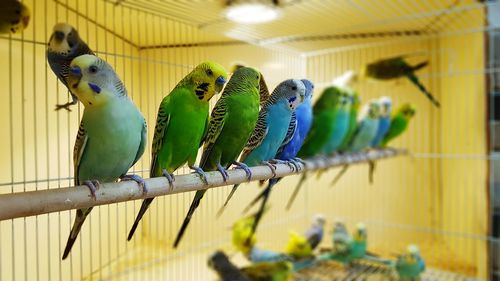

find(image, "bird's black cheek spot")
[72,83,79,89]
[88,102,92,106]
[16,9,20,15]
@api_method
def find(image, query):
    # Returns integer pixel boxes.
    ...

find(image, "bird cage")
[0,0,496,280]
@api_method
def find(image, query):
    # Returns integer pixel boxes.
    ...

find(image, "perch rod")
[0,149,406,220]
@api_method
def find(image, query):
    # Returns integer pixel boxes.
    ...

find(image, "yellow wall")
[0,0,489,280]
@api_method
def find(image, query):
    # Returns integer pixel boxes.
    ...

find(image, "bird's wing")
[240,110,268,161]
[73,120,88,186]
[131,118,147,168]
[150,98,171,177]
[276,111,297,156]
[199,97,227,168]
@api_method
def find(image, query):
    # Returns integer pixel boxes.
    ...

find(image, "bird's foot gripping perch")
[217,163,229,182]
[292,157,306,171]
[189,165,208,185]
[121,174,148,194]
[162,169,175,190]
[82,180,101,200]
[233,161,252,181]
[261,161,277,178]
[55,93,78,111]
[269,159,296,171]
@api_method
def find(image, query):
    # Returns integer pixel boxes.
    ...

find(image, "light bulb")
[225,2,280,24]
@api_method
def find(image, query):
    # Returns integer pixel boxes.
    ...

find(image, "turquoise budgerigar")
[216,79,306,216]
[0,0,30,34]
[394,245,426,280]
[62,55,147,260]
[362,55,440,108]
[241,79,314,236]
[127,62,227,241]
[172,67,260,248]
[321,88,352,155]
[319,222,367,265]
[331,100,381,186]
[47,23,95,111]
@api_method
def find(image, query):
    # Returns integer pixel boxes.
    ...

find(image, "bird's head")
[301,79,315,102]
[353,223,367,241]
[187,61,227,102]
[48,23,82,55]
[312,213,326,227]
[7,1,30,34]
[268,79,305,111]
[226,66,260,96]
[68,54,126,108]
[399,103,416,120]
[378,96,393,117]
[367,100,381,119]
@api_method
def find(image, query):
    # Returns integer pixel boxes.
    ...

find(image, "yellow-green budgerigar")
[127,62,227,241]
[172,67,261,248]
[62,55,147,260]
[0,0,30,34]
[232,206,270,255]
[379,103,416,147]
[284,231,313,259]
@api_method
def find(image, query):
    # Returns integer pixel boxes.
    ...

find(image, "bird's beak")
[22,16,30,29]
[69,66,82,89]
[216,76,226,86]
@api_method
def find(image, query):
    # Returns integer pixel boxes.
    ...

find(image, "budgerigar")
[331,100,381,186]
[242,79,314,237]
[172,67,259,248]
[362,55,440,107]
[0,0,30,34]
[321,87,352,155]
[62,55,147,259]
[47,23,95,111]
[216,79,306,216]
[286,86,344,210]
[367,96,393,183]
[394,245,426,280]
[319,222,367,264]
[128,62,227,242]
[284,231,313,259]
[379,103,416,148]
[304,214,326,250]
[209,251,293,281]
[338,92,361,152]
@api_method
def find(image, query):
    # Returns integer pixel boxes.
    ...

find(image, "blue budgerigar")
[216,79,306,216]
[368,96,393,183]
[47,23,94,111]
[241,79,314,235]
[62,55,147,260]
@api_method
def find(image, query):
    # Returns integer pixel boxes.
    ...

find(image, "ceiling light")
[225,1,281,24]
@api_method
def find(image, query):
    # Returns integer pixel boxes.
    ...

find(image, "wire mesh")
[0,0,495,280]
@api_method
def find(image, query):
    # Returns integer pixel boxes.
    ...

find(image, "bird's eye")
[292,86,297,90]
[256,75,259,79]
[89,66,98,73]
[206,69,213,76]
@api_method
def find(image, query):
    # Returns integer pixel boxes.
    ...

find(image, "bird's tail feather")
[127,198,154,241]
[331,165,349,186]
[243,179,277,214]
[368,161,376,184]
[173,190,206,248]
[216,184,239,218]
[406,73,440,107]
[249,186,272,238]
[411,61,428,72]
[62,207,93,260]
[286,173,307,210]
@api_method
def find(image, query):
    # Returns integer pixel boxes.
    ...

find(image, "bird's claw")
[288,159,302,172]
[54,103,73,112]
[233,161,252,181]
[261,161,277,178]
[270,159,295,171]
[162,169,175,191]
[121,174,148,194]
[189,165,208,185]
[83,180,100,200]
[217,163,229,182]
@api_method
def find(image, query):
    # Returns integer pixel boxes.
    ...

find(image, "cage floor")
[293,260,478,281]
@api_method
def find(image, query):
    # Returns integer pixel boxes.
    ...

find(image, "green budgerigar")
[394,245,426,280]
[173,67,261,248]
[62,55,147,259]
[320,222,367,264]
[362,55,440,108]
[379,103,416,148]
[0,0,30,34]
[338,92,361,152]
[127,62,227,241]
